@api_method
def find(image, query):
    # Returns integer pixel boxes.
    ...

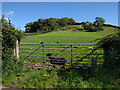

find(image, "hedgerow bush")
[1,16,24,83]
[97,29,120,68]
[1,16,23,60]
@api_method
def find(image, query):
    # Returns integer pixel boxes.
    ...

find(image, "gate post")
[40,41,44,64]
[70,45,73,66]
[14,40,19,59]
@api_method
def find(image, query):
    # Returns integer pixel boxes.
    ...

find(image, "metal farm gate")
[20,43,104,69]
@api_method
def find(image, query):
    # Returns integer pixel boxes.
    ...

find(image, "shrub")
[97,29,120,68]
[1,16,23,61]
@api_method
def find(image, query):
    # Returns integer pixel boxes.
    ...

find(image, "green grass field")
[21,26,117,44]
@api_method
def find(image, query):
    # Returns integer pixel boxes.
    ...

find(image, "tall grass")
[3,68,120,88]
[2,56,24,85]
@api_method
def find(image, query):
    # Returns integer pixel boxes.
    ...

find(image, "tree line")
[25,17,76,33]
[24,17,107,33]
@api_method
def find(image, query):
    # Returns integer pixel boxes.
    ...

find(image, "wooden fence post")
[14,40,19,59]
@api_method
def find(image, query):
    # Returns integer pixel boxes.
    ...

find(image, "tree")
[41,26,49,33]
[83,21,97,32]
[58,17,76,27]
[25,22,34,33]
[45,18,59,31]
[82,17,105,32]
[68,18,76,25]
[93,17,105,30]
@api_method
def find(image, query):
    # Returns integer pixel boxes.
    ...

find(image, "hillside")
[21,25,118,44]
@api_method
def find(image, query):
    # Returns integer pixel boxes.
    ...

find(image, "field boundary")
[20,43,103,68]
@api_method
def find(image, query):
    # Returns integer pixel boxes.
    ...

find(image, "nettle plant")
[97,29,120,68]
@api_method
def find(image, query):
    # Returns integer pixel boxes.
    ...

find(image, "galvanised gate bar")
[20,43,104,69]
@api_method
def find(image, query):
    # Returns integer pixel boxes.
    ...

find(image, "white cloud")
[4,11,14,16]
[0,16,12,23]
[4,18,9,21]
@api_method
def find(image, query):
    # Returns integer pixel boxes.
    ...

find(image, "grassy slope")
[21,26,117,44]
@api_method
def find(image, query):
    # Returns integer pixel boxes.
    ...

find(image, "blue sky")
[2,2,118,30]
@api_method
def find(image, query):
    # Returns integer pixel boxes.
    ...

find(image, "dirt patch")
[25,63,52,69]
[0,85,9,89]
[24,63,69,70]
